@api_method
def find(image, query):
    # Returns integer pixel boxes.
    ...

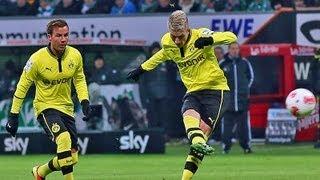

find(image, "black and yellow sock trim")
[48,159,58,171]
[57,150,73,175]
[57,150,72,160]
[61,165,73,175]
[186,127,201,134]
[189,132,206,142]
[183,115,207,144]
[184,161,198,174]
[183,151,204,174]
[186,127,206,144]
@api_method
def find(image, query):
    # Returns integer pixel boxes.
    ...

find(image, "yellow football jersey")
[141,28,237,93]
[11,45,89,117]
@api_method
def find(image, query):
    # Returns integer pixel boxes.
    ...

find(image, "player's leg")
[199,90,230,154]
[36,109,74,180]
[182,109,210,180]
[61,113,79,166]
[237,111,252,153]
[181,94,212,180]
[181,94,211,153]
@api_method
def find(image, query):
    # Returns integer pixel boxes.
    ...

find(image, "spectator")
[140,0,157,12]
[53,0,81,15]
[214,0,226,11]
[110,0,137,14]
[224,0,247,11]
[271,0,294,10]
[0,60,18,100]
[247,0,272,11]
[214,46,225,62]
[89,54,122,85]
[27,0,39,12]
[220,42,254,154]
[304,0,318,7]
[95,0,112,13]
[294,0,306,9]
[37,0,54,17]
[13,0,38,16]
[81,0,107,14]
[199,0,215,13]
[154,0,181,12]
[139,42,173,139]
[0,0,16,16]
[179,0,200,13]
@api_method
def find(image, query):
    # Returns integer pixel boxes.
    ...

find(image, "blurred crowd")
[0,53,123,101]
[0,0,319,17]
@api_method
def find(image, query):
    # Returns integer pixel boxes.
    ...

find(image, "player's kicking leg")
[35,109,75,180]
[32,165,45,180]
[181,90,228,180]
[181,109,214,180]
[183,109,214,155]
[190,119,214,155]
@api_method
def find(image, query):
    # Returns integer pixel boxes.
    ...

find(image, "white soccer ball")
[285,88,316,118]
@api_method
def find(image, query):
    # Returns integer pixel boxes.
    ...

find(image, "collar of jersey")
[46,43,69,60]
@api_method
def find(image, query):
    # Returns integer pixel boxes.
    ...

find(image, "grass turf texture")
[0,143,319,180]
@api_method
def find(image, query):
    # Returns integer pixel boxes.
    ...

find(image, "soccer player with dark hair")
[127,10,237,180]
[5,19,91,180]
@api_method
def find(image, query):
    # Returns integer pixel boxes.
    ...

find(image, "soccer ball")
[285,88,316,118]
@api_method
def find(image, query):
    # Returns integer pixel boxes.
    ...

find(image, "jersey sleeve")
[200,28,237,45]
[73,52,89,102]
[141,48,167,71]
[10,57,38,114]
[212,31,237,45]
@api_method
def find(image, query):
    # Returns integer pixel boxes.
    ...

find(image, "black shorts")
[181,90,230,129]
[37,109,78,150]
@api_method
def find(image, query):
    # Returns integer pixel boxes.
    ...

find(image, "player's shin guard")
[49,156,61,171]
[184,115,207,144]
[56,132,74,180]
[182,150,204,180]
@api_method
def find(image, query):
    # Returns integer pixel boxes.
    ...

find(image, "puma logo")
[45,67,52,72]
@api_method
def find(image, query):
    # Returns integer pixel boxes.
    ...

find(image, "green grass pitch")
[0,143,319,180]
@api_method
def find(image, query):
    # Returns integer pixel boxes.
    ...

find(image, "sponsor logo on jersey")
[177,54,205,68]
[43,77,72,86]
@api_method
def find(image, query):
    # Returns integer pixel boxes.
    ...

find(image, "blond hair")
[168,10,188,32]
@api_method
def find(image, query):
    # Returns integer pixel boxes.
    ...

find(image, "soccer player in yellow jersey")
[127,10,237,179]
[5,19,91,180]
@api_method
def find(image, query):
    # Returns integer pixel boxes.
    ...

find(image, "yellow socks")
[56,132,74,180]
[182,150,204,180]
[183,115,207,144]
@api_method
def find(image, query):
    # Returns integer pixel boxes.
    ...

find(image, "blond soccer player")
[127,10,237,179]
